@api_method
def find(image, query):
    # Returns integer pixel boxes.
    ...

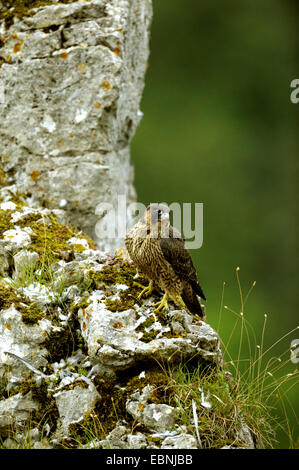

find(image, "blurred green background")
[131,0,298,447]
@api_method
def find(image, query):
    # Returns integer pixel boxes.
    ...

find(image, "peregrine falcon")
[125,203,206,318]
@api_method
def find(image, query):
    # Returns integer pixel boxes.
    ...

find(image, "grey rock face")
[0,392,40,435]
[54,383,100,432]
[0,0,152,251]
[0,305,55,387]
[161,433,198,449]
[78,298,222,370]
[126,385,176,432]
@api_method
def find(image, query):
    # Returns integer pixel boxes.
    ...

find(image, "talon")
[172,295,186,311]
[133,281,147,290]
[153,293,169,313]
[137,280,154,301]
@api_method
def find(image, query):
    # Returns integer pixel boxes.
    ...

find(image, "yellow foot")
[172,295,186,311]
[153,293,169,313]
[136,280,154,301]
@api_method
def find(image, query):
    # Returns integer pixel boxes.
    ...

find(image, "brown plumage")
[125,203,206,318]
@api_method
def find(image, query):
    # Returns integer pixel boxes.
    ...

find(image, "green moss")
[12,373,59,433]
[0,190,97,265]
[72,243,87,253]
[57,379,89,392]
[23,215,78,263]
[147,435,163,446]
[88,260,139,289]
[105,296,135,312]
[16,213,96,264]
[135,313,177,343]
[0,209,14,238]
[42,316,87,362]
[87,259,150,313]
[0,0,76,29]
[70,295,91,316]
[0,282,45,324]
[76,365,89,377]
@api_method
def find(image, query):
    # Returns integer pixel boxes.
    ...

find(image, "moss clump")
[125,369,174,406]
[70,295,91,316]
[23,215,78,263]
[135,312,174,343]
[43,315,87,362]
[105,295,136,313]
[16,213,95,264]
[0,0,76,29]
[88,260,140,289]
[136,315,158,343]
[0,282,45,324]
[13,373,59,433]
[87,258,149,312]
[0,209,14,237]
[0,191,97,264]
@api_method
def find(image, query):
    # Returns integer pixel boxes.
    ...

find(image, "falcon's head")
[143,203,170,236]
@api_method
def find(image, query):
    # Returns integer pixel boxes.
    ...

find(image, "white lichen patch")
[41,114,56,133]
[21,283,57,306]
[0,201,16,211]
[3,227,32,248]
[67,236,89,249]
[75,108,88,123]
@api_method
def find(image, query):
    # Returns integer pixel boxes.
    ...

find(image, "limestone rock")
[0,392,40,435]
[161,433,198,449]
[236,423,255,449]
[54,383,100,432]
[100,424,130,449]
[126,385,176,433]
[78,295,222,370]
[127,432,147,449]
[0,305,56,387]
[0,0,153,252]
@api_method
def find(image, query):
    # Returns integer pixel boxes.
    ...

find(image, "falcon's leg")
[137,280,154,301]
[153,292,169,313]
[171,295,187,311]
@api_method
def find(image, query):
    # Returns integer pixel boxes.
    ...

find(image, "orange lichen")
[30,170,41,182]
[13,41,23,53]
[114,46,121,56]
[94,102,101,109]
[101,81,111,92]
[0,167,8,184]
[112,321,123,329]
[60,51,68,60]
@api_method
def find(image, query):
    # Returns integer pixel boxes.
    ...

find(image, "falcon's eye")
[157,209,162,216]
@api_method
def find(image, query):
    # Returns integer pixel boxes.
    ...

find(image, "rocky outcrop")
[0,0,152,251]
[0,188,255,449]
